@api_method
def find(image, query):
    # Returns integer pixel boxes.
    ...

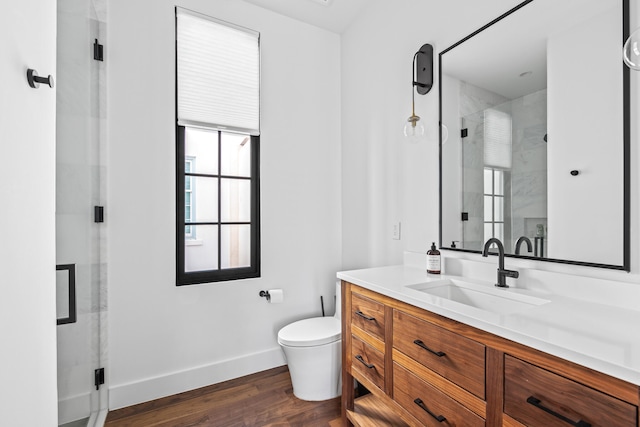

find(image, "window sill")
[185,239,203,246]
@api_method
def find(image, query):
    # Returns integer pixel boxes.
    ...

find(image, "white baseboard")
[58,392,91,425]
[108,347,286,410]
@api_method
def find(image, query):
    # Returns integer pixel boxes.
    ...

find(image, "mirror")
[439,0,629,270]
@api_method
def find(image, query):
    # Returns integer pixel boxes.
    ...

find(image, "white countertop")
[338,265,640,386]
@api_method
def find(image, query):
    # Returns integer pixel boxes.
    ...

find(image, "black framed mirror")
[439,0,630,270]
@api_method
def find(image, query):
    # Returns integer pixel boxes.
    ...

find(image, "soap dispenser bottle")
[427,242,441,274]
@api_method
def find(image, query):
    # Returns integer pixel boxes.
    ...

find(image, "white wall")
[341,0,521,269]
[547,6,623,264]
[0,0,58,425]
[107,0,342,408]
[341,0,640,279]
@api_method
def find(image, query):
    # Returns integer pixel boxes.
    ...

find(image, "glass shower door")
[56,0,107,425]
[460,111,485,251]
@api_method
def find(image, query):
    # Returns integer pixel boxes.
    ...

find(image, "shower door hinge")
[93,39,104,61]
[461,128,468,138]
[95,368,105,390]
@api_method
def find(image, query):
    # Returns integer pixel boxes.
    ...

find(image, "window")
[176,8,260,285]
[484,168,505,246]
[483,107,511,249]
[483,108,512,169]
[185,157,195,238]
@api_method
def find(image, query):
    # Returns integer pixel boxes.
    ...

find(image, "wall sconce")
[623,28,640,70]
[404,44,433,142]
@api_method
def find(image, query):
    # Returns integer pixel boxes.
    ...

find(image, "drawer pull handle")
[355,354,375,369]
[526,396,591,427]
[355,311,375,321]
[413,339,446,357]
[414,398,446,422]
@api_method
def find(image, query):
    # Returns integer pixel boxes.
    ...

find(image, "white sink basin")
[407,279,550,315]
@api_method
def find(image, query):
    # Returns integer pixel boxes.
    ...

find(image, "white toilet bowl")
[277,282,342,401]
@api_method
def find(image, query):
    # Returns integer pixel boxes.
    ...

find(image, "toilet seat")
[278,317,341,347]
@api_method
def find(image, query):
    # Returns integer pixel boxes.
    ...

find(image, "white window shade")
[177,8,260,135]
[483,108,512,169]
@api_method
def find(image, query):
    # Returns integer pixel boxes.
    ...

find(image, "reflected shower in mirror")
[439,0,629,270]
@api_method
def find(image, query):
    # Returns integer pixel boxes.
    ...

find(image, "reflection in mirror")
[439,0,629,270]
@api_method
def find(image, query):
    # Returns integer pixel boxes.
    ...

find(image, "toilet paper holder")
[259,290,270,301]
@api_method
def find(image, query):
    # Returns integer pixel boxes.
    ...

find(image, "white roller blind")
[483,108,512,169]
[177,8,260,135]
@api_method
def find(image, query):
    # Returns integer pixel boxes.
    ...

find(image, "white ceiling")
[243,0,619,100]
[241,0,371,33]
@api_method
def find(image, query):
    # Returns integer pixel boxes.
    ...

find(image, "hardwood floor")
[104,366,343,427]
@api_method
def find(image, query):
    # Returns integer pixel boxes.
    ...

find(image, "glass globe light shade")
[404,116,425,143]
[441,124,449,144]
[623,28,640,70]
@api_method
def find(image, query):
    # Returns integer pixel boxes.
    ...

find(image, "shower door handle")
[56,264,77,325]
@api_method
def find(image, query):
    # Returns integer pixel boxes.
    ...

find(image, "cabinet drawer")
[393,309,485,399]
[504,355,637,427]
[351,292,385,341]
[351,335,385,391]
[394,363,485,427]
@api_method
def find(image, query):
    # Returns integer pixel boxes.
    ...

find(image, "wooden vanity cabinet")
[341,281,640,427]
[393,309,486,399]
[350,334,385,391]
[351,292,386,342]
[393,363,485,427]
[348,290,390,396]
[504,356,637,427]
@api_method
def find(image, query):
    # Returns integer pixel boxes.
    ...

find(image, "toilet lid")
[278,317,341,347]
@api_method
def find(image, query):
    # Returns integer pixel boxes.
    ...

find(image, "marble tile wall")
[510,89,547,253]
[459,82,508,251]
[458,83,547,253]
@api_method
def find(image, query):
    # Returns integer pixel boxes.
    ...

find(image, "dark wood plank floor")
[104,366,343,427]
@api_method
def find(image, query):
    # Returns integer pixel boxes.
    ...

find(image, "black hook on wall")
[27,69,54,89]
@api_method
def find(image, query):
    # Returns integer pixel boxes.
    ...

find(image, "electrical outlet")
[392,222,401,240]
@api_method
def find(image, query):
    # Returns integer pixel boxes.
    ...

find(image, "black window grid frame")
[176,126,261,285]
[484,168,505,244]
[184,156,196,239]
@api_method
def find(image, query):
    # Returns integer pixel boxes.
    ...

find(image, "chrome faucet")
[514,236,533,255]
[482,238,519,288]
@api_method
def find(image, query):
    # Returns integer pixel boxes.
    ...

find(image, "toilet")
[277,282,342,401]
